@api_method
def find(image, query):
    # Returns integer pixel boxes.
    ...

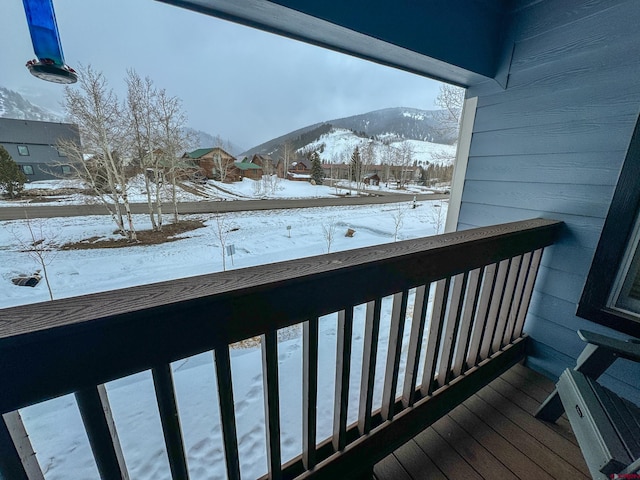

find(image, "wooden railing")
[0,218,562,480]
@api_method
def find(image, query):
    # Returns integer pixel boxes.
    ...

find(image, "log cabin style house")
[184,146,238,181]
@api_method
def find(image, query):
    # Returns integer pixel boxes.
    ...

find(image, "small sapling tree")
[428,200,447,235]
[321,218,338,253]
[390,202,409,242]
[12,214,57,300]
[212,210,235,271]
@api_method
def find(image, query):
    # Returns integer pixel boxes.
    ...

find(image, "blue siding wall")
[463,0,640,400]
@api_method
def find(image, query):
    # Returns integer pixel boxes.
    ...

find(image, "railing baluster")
[437,273,469,387]
[420,278,451,397]
[451,268,483,378]
[261,330,282,480]
[213,346,241,480]
[503,252,532,345]
[491,255,522,353]
[381,291,409,421]
[478,259,510,361]
[152,364,189,480]
[76,385,129,480]
[465,263,497,370]
[358,299,381,436]
[0,411,41,480]
[332,308,353,452]
[401,284,430,408]
[513,248,544,339]
[302,318,319,470]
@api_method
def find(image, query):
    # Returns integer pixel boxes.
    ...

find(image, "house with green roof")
[183,146,238,182]
[233,160,262,180]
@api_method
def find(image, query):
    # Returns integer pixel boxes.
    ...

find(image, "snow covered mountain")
[242,107,457,166]
[0,87,63,122]
[302,127,455,167]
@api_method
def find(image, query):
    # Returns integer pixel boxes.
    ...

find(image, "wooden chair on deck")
[535,330,640,479]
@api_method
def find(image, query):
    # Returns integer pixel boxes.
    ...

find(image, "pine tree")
[350,146,362,182]
[310,152,324,185]
[0,146,27,199]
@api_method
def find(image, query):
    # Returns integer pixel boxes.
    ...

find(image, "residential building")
[0,118,80,182]
[184,146,236,181]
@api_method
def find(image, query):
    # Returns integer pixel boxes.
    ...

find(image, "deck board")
[374,363,588,480]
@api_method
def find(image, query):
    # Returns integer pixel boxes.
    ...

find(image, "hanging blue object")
[22,0,77,84]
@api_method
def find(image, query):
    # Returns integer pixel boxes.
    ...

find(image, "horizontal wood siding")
[463,0,640,398]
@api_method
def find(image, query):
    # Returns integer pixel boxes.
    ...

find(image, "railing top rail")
[0,218,560,341]
[0,218,561,413]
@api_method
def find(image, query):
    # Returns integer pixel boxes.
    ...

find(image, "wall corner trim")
[445,96,478,233]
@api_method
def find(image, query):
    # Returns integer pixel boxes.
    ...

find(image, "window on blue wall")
[578,113,640,338]
[17,145,29,156]
[609,213,640,318]
[21,165,34,175]
[61,165,72,175]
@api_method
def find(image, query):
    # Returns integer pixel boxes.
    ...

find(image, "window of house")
[61,165,72,175]
[609,215,640,316]
[578,114,640,337]
[17,145,29,156]
[21,165,34,175]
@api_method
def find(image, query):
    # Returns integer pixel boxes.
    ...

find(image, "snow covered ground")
[0,176,434,207]
[1,199,448,480]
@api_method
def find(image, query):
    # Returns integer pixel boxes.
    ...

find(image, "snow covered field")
[1,199,448,480]
[0,176,434,207]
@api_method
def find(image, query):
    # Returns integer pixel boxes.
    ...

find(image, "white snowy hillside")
[302,128,456,166]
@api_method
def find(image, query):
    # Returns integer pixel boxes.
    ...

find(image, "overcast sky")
[1,0,443,149]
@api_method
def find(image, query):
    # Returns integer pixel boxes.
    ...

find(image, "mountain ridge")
[241,106,455,165]
[0,86,63,123]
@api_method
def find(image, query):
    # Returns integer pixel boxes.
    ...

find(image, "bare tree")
[398,141,414,188]
[390,202,408,242]
[432,84,465,167]
[434,84,465,141]
[12,214,57,300]
[260,156,279,195]
[252,176,264,196]
[125,70,163,231]
[212,136,232,183]
[428,200,447,235]
[280,140,293,179]
[321,218,338,253]
[212,210,234,271]
[58,66,137,241]
[359,141,376,192]
[380,144,395,184]
[155,88,191,223]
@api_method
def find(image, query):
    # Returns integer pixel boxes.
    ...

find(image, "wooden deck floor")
[373,363,590,480]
